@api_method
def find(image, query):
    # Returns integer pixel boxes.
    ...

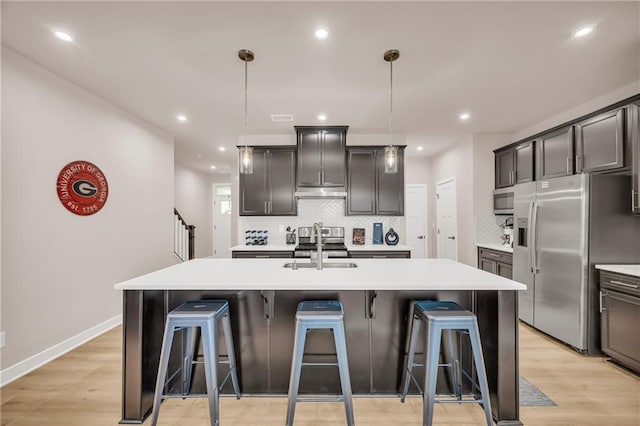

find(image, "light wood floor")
[1,323,638,425]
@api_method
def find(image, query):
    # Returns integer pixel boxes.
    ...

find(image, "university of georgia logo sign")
[56,160,109,216]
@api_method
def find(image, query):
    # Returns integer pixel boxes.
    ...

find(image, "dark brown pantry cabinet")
[239,147,297,216]
[346,146,404,216]
[536,125,575,180]
[575,108,626,173]
[295,126,347,188]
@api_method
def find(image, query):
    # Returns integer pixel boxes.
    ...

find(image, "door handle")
[531,201,539,273]
[417,235,425,240]
[599,291,606,313]
[447,236,455,240]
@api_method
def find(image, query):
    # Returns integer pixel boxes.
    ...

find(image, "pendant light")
[384,49,399,174]
[238,49,254,174]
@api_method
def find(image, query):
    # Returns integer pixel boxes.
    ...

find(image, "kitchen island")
[115,258,525,425]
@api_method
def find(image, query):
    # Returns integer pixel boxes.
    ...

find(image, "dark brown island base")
[115,258,525,425]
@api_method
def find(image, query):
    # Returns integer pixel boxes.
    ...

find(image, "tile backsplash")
[475,214,511,244]
[239,199,405,245]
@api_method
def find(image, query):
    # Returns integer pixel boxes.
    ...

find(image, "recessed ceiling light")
[314,27,329,40]
[210,165,216,170]
[177,114,187,122]
[196,154,203,158]
[219,147,226,152]
[459,112,471,121]
[53,31,73,42]
[573,25,595,38]
[417,146,424,151]
[318,114,327,121]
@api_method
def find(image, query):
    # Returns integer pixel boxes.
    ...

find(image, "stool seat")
[150,300,240,426]
[401,300,493,426]
[286,300,354,426]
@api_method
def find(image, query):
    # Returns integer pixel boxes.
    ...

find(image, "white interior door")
[213,184,232,258]
[436,178,458,261]
[405,184,427,258]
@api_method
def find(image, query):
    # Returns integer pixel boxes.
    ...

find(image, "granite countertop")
[114,258,526,291]
[595,264,640,278]
[476,243,513,254]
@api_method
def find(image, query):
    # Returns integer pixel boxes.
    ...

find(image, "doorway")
[213,184,232,258]
[405,184,427,258]
[436,177,458,261]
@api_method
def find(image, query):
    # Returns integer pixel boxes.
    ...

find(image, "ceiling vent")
[271,114,294,122]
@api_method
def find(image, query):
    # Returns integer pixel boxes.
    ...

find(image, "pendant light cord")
[389,56,393,148]
[244,57,248,147]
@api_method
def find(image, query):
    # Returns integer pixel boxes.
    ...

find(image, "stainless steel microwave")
[493,187,514,215]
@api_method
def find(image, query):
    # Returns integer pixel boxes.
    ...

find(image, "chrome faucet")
[312,222,323,270]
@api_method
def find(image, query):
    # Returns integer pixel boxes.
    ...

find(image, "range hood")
[295,187,348,198]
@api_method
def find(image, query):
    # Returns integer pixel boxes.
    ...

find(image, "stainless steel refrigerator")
[513,173,640,353]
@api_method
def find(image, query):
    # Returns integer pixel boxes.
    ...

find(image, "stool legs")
[444,330,462,400]
[422,323,442,426]
[182,326,197,395]
[221,314,241,399]
[151,319,176,426]
[468,321,493,426]
[400,315,422,402]
[333,322,355,426]
[285,321,307,426]
[201,320,220,426]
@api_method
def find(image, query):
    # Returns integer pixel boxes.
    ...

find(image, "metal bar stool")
[286,300,355,426]
[400,301,492,426]
[151,300,241,426]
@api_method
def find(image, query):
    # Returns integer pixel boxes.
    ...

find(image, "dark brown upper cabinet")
[494,147,515,188]
[239,147,297,216]
[575,108,626,173]
[346,146,404,216]
[295,126,347,188]
[514,140,535,184]
[629,102,640,214]
[494,140,534,188]
[536,126,575,180]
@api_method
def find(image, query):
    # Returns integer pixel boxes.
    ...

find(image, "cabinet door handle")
[372,255,387,259]
[318,171,322,184]
[632,190,639,211]
[599,291,606,313]
[566,157,571,174]
[576,156,583,172]
[609,280,639,289]
[365,290,377,319]
[487,252,501,257]
[261,290,275,319]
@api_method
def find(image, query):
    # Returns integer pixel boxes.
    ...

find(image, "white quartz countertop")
[229,245,294,251]
[595,264,640,278]
[476,243,513,254]
[345,244,412,251]
[229,244,412,252]
[114,258,526,291]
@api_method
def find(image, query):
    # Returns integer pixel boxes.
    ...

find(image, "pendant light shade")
[384,49,399,174]
[238,49,254,174]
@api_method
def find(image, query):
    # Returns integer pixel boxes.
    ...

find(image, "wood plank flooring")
[1,323,638,425]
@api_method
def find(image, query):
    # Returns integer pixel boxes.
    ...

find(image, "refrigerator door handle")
[531,201,540,273]
[527,200,534,273]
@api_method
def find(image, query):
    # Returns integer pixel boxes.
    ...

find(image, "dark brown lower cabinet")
[477,247,512,279]
[349,250,411,259]
[232,251,293,258]
[600,271,640,373]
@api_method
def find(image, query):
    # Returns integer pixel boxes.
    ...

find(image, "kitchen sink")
[283,262,358,269]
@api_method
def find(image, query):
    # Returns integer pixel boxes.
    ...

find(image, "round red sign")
[56,160,109,216]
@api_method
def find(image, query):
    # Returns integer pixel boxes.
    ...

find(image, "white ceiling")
[2,1,639,174]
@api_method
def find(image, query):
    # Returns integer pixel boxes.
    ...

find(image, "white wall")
[174,163,216,258]
[427,136,475,265]
[1,48,175,377]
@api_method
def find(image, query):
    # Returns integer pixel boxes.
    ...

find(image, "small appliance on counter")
[384,228,399,245]
[500,217,514,248]
[372,223,383,245]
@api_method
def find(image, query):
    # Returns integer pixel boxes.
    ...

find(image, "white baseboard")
[0,314,122,387]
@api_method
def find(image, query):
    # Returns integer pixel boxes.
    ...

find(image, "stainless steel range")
[294,226,348,258]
